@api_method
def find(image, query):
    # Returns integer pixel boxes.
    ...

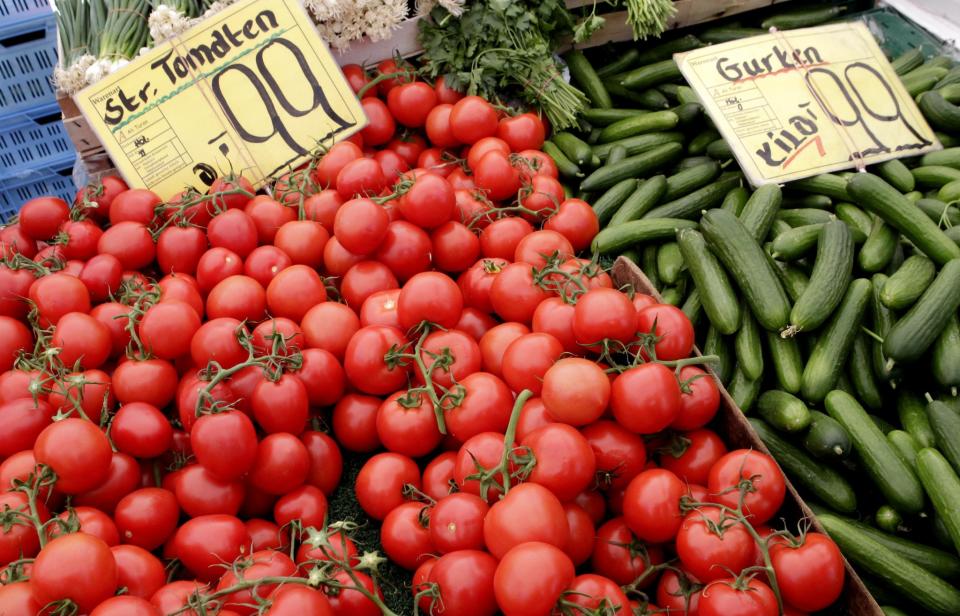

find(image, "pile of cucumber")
[554,5,960,614]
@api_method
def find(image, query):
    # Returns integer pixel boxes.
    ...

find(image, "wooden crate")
[611,255,883,616]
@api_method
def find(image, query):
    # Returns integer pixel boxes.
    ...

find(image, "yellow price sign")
[676,22,940,186]
[74,0,366,197]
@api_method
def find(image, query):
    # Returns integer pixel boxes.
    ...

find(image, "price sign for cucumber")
[74,0,366,196]
[676,22,940,187]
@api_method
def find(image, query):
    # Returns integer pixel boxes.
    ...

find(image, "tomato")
[252,374,309,434]
[326,570,383,616]
[544,198,599,251]
[376,391,443,458]
[191,410,258,481]
[0,264,35,320]
[0,491,47,564]
[540,358,609,426]
[337,157,387,199]
[97,221,155,270]
[501,332,563,395]
[459,258,507,313]
[454,189,492,228]
[360,288,401,328]
[245,196,296,245]
[0,581,42,615]
[659,429,728,486]
[514,230,573,269]
[494,542,574,616]
[514,150,557,184]
[519,177,565,223]
[611,363,681,434]
[455,307,497,342]
[415,329,480,389]
[522,424,596,502]
[32,532,117,612]
[474,151,520,201]
[708,450,785,525]
[73,451,139,513]
[344,325,408,395]
[323,236,364,276]
[314,142,363,189]
[112,358,179,407]
[171,514,251,582]
[636,304,695,361]
[657,569,703,615]
[426,550,498,616]
[267,585,334,616]
[267,264,328,321]
[115,487,179,550]
[579,420,645,490]
[397,173,455,229]
[699,578,778,616]
[623,469,685,543]
[484,483,568,559]
[332,394,381,452]
[90,595,162,616]
[442,371,511,442]
[208,208,257,258]
[138,299,202,360]
[173,463,244,516]
[297,431,342,496]
[425,104,460,149]
[770,532,845,611]
[450,96,498,144]
[360,97,396,146]
[387,81,437,128]
[342,63,369,93]
[294,348,345,408]
[676,508,755,582]
[333,198,389,256]
[355,452,420,520]
[434,76,463,105]
[149,581,209,615]
[209,174,254,209]
[303,190,344,233]
[497,113,545,151]
[453,432,506,503]
[398,271,463,330]
[19,196,70,240]
[489,262,551,324]
[479,217,532,260]
[301,301,359,359]
[59,218,102,260]
[478,322,529,378]
[673,366,721,430]
[111,402,173,458]
[34,418,111,494]
[156,225,206,275]
[426,493,486,554]
[378,501,432,570]
[0,318,30,373]
[573,288,637,346]
[566,574,631,614]
[466,137,510,172]
[591,518,663,586]
[215,549,297,614]
[375,221,432,282]
[29,271,90,327]
[242,246,291,288]
[197,246,244,293]
[429,221,478,273]
[251,318,303,355]
[273,484,328,529]
[110,189,161,225]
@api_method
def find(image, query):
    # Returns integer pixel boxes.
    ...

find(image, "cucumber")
[825,390,925,514]
[804,410,853,460]
[766,331,803,394]
[643,173,741,220]
[687,129,720,156]
[933,313,960,394]
[642,245,660,290]
[897,391,937,449]
[913,165,960,188]
[819,513,960,616]
[677,228,741,335]
[777,208,834,227]
[596,50,640,78]
[734,305,763,380]
[905,72,943,97]
[881,608,908,616]
[728,365,761,412]
[699,26,765,43]
[598,110,679,143]
[677,156,714,170]
[720,186,749,216]
[606,145,628,166]
[880,255,936,310]
[592,132,684,161]
[662,161,720,202]
[750,418,856,513]
[586,127,602,146]
[948,225,960,246]
[608,175,667,226]
[870,273,897,383]
[788,221,854,334]
[917,198,960,226]
[875,159,916,192]
[917,448,960,557]
[876,505,904,533]
[782,193,832,209]
[928,400,960,475]
[800,279,871,402]
[565,50,612,109]
[891,48,924,75]
[757,390,810,432]
[705,139,732,160]
[633,34,703,65]
[661,285,684,306]
[552,132,593,167]
[835,203,872,242]
[738,184,782,241]
[939,180,960,202]
[848,173,960,266]
[681,288,702,324]
[871,413,896,435]
[580,143,683,192]
[592,179,639,227]
[582,108,647,127]
[888,430,921,472]
[592,218,698,255]
[700,209,792,332]
[602,79,670,109]
[774,260,810,302]
[542,141,582,178]
[791,174,849,201]
[849,333,883,410]
[769,219,792,239]
[656,242,684,285]
[703,325,734,385]
[921,147,960,169]
[761,5,843,29]
[919,91,960,132]
[859,218,898,273]
[770,223,822,261]
[884,259,960,363]
[618,59,681,90]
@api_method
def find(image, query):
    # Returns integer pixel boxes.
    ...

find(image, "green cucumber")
[633,34,703,65]
[905,72,943,97]
[596,50,640,78]
[681,288,702,324]
[592,179,639,227]
[777,208,834,227]
[603,79,671,109]
[939,180,960,201]
[552,132,593,167]
[769,219,792,239]
[880,255,936,310]
[835,203,872,242]
[788,221,854,334]
[720,186,749,216]
[859,218,898,273]
[750,418,856,513]
[565,50,612,109]
[592,218,698,255]
[608,175,667,226]
[774,260,810,302]
[662,161,720,202]
[705,139,732,160]
[677,156,714,170]
[919,91,960,132]
[606,145,628,166]
[917,448,960,557]
[687,129,720,156]
[884,259,960,363]
[598,110,679,143]
[782,193,832,209]
[875,159,916,192]
[677,228,741,335]
[871,413,896,435]
[656,242,683,285]
[791,174,849,201]
[703,325,734,385]
[618,59,681,91]
[888,430,921,472]
[582,143,683,192]
[643,173,741,220]
[738,184,782,241]
[891,48,924,75]
[734,305,763,380]
[761,5,843,29]
[642,245,660,290]
[766,331,803,394]
[800,279,871,402]
[870,273,898,383]
[947,225,960,246]
[849,333,883,410]
[592,132,684,161]
[582,108,647,127]
[542,141,582,179]
[875,505,904,533]
[770,223,822,261]
[825,390,925,514]
[913,165,960,187]
[917,198,960,226]
[897,391,937,449]
[700,209,792,332]
[933,313,960,394]
[661,285,684,306]
[728,365,761,412]
[699,26,765,43]
[927,400,960,475]
[757,390,810,432]
[804,410,852,460]
[848,173,960,265]
[921,147,960,169]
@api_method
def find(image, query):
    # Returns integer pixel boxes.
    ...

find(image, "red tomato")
[97,221,155,270]
[243,245,292,288]
[109,189,161,225]
[334,198,389,256]
[489,262,551,324]
[387,81,437,127]
[398,271,463,331]
[216,549,297,614]
[611,363,682,434]
[360,288,401,328]
[112,402,173,458]
[444,371,513,442]
[514,396,554,442]
[32,532,117,612]
[209,174,254,210]
[267,264,328,322]
[304,189,344,232]
[474,151,520,201]
[453,432,506,503]
[494,542,574,616]
[498,113,546,151]
[112,358,179,407]
[170,514,251,582]
[301,301,360,359]
[374,221,433,282]
[138,299,202,360]
[573,288,637,346]
[478,322,528,378]
[173,463,244,517]
[657,569,703,614]
[592,518,663,586]
[708,450,785,525]
[355,452,421,520]
[0,317,31,372]
[522,423,596,502]
[267,585,334,616]
[360,97,396,146]
[342,63,369,93]
[191,410,258,481]
[459,258,507,313]
[344,325,408,395]
[0,582,41,615]
[519,176,565,222]
[295,347,345,408]
[673,366,721,430]
[399,173,455,229]
[429,492,489,554]
[246,196,296,245]
[207,209,257,258]
[636,304,695,360]
[19,196,70,240]
[156,225,206,276]
[59,219,103,260]
[566,574,631,614]
[676,508,755,582]
[301,430,343,494]
[376,391,443,458]
[333,394,381,453]
[29,271,90,327]
[581,420,647,490]
[515,150,558,182]
[455,307,497,341]
[450,96,498,144]
[699,578,778,616]
[115,488,180,550]
[426,549,498,616]
[249,432,310,495]
[483,483,569,559]
[34,417,111,494]
[197,247,244,293]
[466,137,511,171]
[770,532,845,612]
[425,104,460,149]
[90,595,162,616]
[659,429,728,486]
[622,469,686,543]
[0,264,35,320]
[380,501,433,570]
[314,142,363,188]
[336,157,387,199]
[434,76,464,105]
[544,198,599,251]
[0,491,46,563]
[479,216,533,260]
[73,451,139,513]
[325,570,383,616]
[431,221,479,273]
[541,358,610,426]
[454,189,492,227]
[514,229,573,268]
[273,484,328,529]
[501,332,563,395]
[252,375,309,434]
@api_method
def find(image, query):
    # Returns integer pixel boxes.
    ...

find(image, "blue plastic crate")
[0,101,73,178]
[0,0,50,39]
[0,16,58,120]
[0,155,77,222]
